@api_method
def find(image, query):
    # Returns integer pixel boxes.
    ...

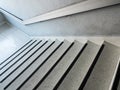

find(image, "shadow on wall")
[0,12,5,25]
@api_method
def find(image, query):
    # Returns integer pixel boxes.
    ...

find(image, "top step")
[83,41,120,90]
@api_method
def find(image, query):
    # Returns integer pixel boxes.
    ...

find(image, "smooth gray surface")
[3,4,120,36]
[6,40,61,90]
[0,24,30,63]
[58,41,101,90]
[0,40,37,75]
[0,40,52,90]
[24,0,120,24]
[37,41,84,90]
[0,40,42,81]
[0,40,34,68]
[0,0,84,20]
[20,40,71,90]
[83,42,120,90]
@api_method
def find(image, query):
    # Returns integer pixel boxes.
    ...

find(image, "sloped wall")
[3,4,120,36]
[0,0,84,20]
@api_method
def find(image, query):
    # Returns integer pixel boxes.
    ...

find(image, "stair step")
[57,41,101,90]
[0,40,32,65]
[19,40,71,90]
[0,40,43,82]
[0,40,35,69]
[0,39,52,90]
[0,38,120,90]
[83,42,120,90]
[5,40,62,90]
[0,40,41,76]
[36,40,85,90]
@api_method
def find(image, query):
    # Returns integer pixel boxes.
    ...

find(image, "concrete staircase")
[0,39,120,90]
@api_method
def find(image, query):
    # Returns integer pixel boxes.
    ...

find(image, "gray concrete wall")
[0,0,84,20]
[3,4,120,36]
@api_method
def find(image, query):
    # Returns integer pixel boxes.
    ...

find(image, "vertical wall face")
[0,0,85,20]
[0,13,5,25]
[0,0,120,36]
[3,4,120,36]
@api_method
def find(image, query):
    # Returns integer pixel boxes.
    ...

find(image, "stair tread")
[0,40,35,69]
[0,40,41,76]
[83,41,120,90]
[5,40,62,90]
[0,38,119,90]
[19,40,71,90]
[0,39,52,90]
[0,40,32,65]
[36,40,85,90]
[57,41,101,90]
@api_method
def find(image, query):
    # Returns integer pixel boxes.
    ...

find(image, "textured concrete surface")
[0,0,84,19]
[57,41,101,90]
[0,40,43,81]
[2,4,120,36]
[6,40,61,90]
[0,40,52,90]
[0,38,120,90]
[83,42,120,90]
[37,41,84,90]
[23,0,120,24]
[20,40,71,90]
